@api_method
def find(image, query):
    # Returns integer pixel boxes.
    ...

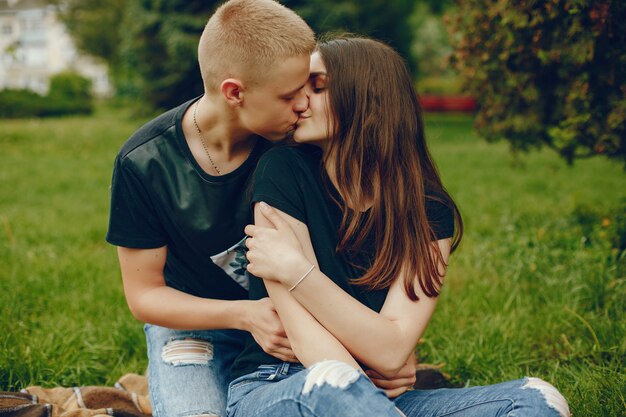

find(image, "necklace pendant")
[193,99,222,175]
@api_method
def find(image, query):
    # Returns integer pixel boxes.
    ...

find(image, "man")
[106,1,314,416]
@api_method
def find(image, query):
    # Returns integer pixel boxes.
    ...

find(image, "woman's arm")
[251,204,362,369]
[245,203,451,377]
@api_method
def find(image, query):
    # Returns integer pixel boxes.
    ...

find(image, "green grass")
[1,108,624,416]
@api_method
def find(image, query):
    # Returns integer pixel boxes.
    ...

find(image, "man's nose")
[293,89,309,113]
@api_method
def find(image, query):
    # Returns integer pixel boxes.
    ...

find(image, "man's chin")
[259,128,290,142]
[267,129,296,144]
[283,129,297,143]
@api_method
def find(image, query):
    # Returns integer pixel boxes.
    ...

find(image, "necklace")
[193,99,222,175]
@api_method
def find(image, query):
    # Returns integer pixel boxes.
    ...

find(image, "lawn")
[1,107,624,416]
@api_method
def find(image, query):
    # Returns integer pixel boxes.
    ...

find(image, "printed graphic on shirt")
[210,236,250,290]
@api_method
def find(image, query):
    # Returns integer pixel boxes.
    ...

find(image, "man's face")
[238,54,310,141]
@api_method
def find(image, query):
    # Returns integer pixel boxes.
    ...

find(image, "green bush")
[0,89,47,118]
[417,75,464,95]
[0,72,93,118]
[448,0,626,166]
[48,72,91,101]
[45,72,93,116]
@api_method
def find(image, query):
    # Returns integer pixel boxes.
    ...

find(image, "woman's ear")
[220,78,245,108]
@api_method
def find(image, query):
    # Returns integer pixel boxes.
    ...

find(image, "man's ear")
[220,79,245,108]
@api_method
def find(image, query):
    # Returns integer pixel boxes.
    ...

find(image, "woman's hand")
[366,354,417,398]
[244,202,312,286]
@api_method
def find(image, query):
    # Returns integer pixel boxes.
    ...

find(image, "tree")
[448,0,626,165]
[52,0,126,74]
[122,0,420,109]
[285,0,417,73]
[56,0,420,110]
[116,0,220,109]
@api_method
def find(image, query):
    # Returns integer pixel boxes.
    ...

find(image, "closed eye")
[309,73,327,94]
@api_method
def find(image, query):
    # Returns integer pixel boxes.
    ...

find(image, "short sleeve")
[425,194,455,240]
[251,147,307,223]
[106,156,167,248]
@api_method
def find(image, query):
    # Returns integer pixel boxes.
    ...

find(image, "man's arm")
[117,245,296,362]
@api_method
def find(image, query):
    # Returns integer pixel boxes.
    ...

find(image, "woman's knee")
[302,360,362,394]
[522,377,570,417]
[300,360,401,416]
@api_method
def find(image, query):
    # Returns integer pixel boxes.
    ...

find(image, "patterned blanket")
[0,374,151,417]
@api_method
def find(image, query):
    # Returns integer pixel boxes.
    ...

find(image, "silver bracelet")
[288,264,316,292]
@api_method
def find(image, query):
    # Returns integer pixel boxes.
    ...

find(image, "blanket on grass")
[0,365,454,417]
[0,373,151,417]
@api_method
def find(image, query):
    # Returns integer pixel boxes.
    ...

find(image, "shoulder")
[424,187,456,240]
[255,144,321,177]
[116,101,189,162]
[251,145,321,223]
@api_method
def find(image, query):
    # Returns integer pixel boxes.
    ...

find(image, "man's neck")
[190,95,257,157]
[182,94,257,175]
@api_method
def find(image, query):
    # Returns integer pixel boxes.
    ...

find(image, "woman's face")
[293,52,334,147]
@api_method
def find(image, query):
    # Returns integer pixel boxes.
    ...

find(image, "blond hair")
[198,0,315,92]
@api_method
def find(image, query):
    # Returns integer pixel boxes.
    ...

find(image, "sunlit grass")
[1,108,624,416]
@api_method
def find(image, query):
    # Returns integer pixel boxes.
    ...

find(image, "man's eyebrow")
[281,82,307,97]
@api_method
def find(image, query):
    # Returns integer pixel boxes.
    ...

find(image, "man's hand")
[366,355,417,398]
[244,297,298,362]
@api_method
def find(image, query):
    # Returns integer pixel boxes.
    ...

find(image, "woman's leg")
[394,377,570,417]
[145,324,246,417]
[227,360,405,417]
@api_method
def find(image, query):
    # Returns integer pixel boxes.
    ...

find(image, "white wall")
[0,0,112,96]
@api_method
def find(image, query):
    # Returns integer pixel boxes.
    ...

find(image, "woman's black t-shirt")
[230,144,455,380]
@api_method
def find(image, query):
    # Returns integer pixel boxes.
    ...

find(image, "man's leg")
[145,324,245,417]
[395,377,570,417]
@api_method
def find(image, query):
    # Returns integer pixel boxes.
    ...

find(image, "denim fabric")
[145,324,246,417]
[227,362,404,417]
[393,377,564,417]
[227,362,566,417]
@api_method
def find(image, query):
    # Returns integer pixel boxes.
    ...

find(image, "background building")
[0,0,111,96]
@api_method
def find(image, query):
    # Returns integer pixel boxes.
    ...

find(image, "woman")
[228,36,570,417]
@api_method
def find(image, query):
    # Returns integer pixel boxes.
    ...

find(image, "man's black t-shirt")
[106,98,272,299]
[230,144,455,380]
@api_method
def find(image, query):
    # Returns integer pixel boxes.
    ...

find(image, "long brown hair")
[317,36,463,300]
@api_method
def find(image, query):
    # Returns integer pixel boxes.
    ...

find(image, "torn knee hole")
[523,377,570,417]
[302,360,361,394]
[182,415,219,417]
[161,338,213,366]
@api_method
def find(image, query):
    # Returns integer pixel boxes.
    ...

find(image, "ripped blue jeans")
[226,361,570,417]
[145,324,246,417]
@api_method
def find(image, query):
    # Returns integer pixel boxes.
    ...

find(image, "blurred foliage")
[0,72,93,118]
[52,0,125,69]
[285,0,417,73]
[54,0,449,110]
[411,3,455,81]
[448,0,626,166]
[116,0,215,109]
[48,72,92,102]
[0,89,45,118]
[417,75,464,95]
